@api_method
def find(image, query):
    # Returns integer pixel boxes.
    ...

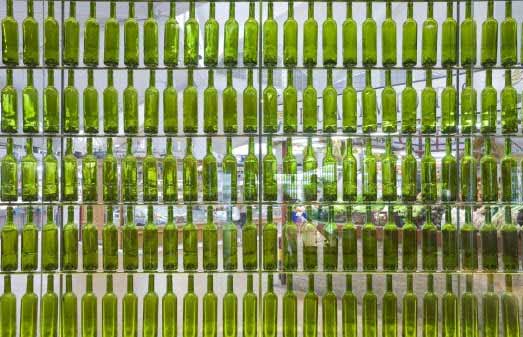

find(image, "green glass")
[481,138,498,202]
[23,69,39,133]
[461,207,478,271]
[403,275,417,337]
[362,69,377,133]
[223,137,238,202]
[164,2,179,67]
[184,2,199,66]
[421,138,436,202]
[203,206,217,271]
[323,206,338,270]
[481,0,498,66]
[323,1,337,66]
[41,275,58,337]
[303,2,318,67]
[481,69,497,133]
[122,206,138,271]
[302,205,318,271]
[0,276,16,337]
[163,275,177,337]
[362,139,377,201]
[82,138,97,202]
[44,70,59,133]
[441,70,457,134]
[1,69,17,133]
[283,70,297,133]
[42,207,58,271]
[183,276,198,337]
[342,206,357,270]
[460,0,476,66]
[323,70,337,132]
[183,138,198,201]
[461,275,478,337]
[244,70,258,133]
[163,207,178,271]
[124,0,139,66]
[502,275,520,337]
[323,138,337,201]
[382,71,397,132]
[1,138,17,202]
[122,276,137,337]
[244,137,258,201]
[441,1,458,66]
[422,1,438,67]
[501,70,518,134]
[283,207,298,271]
[83,1,99,66]
[20,275,37,337]
[461,138,477,201]
[202,137,218,201]
[342,2,357,66]
[383,206,398,271]
[263,206,278,270]
[2,0,18,65]
[21,138,38,201]
[61,275,77,337]
[461,69,477,133]
[143,206,158,271]
[143,137,158,202]
[163,138,178,202]
[283,1,298,67]
[302,69,317,132]
[500,0,517,66]
[421,70,436,134]
[342,139,357,201]
[204,70,218,133]
[422,207,437,271]
[22,0,38,66]
[342,275,357,337]
[283,275,297,337]
[184,69,198,133]
[402,207,418,271]
[104,1,119,66]
[83,70,98,133]
[223,207,238,271]
[362,207,377,270]
[203,275,217,337]
[481,275,497,337]
[243,207,258,270]
[501,207,518,271]
[442,275,458,337]
[423,275,438,337]
[21,208,38,271]
[382,1,397,66]
[102,275,117,337]
[362,1,377,66]
[143,275,159,337]
[63,70,79,133]
[63,1,79,66]
[223,70,238,133]
[441,206,458,271]
[183,207,198,271]
[62,206,78,271]
[144,70,159,134]
[303,137,318,201]
[102,206,118,271]
[303,275,318,337]
[382,275,397,337]
[243,2,258,66]
[402,2,417,67]
[82,274,97,337]
[502,138,518,202]
[224,2,239,66]
[362,275,377,337]
[223,275,238,337]
[283,138,297,201]
[322,274,338,337]
[102,138,117,202]
[103,70,118,134]
[144,1,159,67]
[382,137,397,201]
[82,206,98,271]
[342,70,357,133]
[401,71,417,133]
[263,137,277,201]
[263,70,278,133]
[122,138,137,202]
[263,275,278,337]
[263,2,278,66]
[481,207,498,271]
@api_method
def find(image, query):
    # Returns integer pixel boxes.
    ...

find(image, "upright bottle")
[183,207,198,271]
[22,207,38,271]
[143,206,158,271]
[403,275,417,337]
[502,275,520,337]
[481,207,499,271]
[61,275,78,337]
[421,70,436,134]
[1,69,18,133]
[83,1,99,66]
[203,206,217,271]
[204,70,218,133]
[342,275,357,337]
[382,275,397,337]
[164,1,179,67]
[62,207,78,271]
[202,138,218,201]
[481,138,498,202]
[323,274,338,337]
[283,70,298,133]
[103,70,118,134]
[102,138,117,202]
[303,138,317,202]
[302,206,317,271]
[342,70,357,133]
[461,207,478,271]
[243,2,258,66]
[144,71,159,134]
[322,138,337,201]
[204,2,218,67]
[323,206,338,271]
[183,69,198,133]
[203,275,217,337]
[263,70,278,133]
[183,275,198,337]
[342,1,357,66]
[283,275,297,337]
[163,275,177,337]
[402,2,417,66]
[223,70,238,133]
[243,275,257,337]
[42,207,58,271]
[442,275,458,337]
[23,69,39,133]
[461,69,477,133]
[104,1,119,66]
[303,69,317,133]
[224,2,239,66]
[422,1,438,66]
[122,206,138,271]
[501,70,517,134]
[502,138,518,202]
[63,1,79,65]
[20,275,37,337]
[362,207,377,271]
[461,138,478,201]
[163,206,178,271]
[382,71,397,133]
[43,70,59,133]
[303,2,318,67]
[402,206,418,271]
[441,206,458,271]
[323,69,337,132]
[22,0,38,66]
[123,71,138,134]
[103,206,118,271]
[362,275,377,337]
[283,138,297,201]
[222,137,238,202]
[500,0,517,66]
[263,137,277,201]
[460,0,476,66]
[40,277,58,337]
[82,275,97,337]
[263,2,278,66]
[223,276,238,337]
[423,275,438,337]
[362,139,377,201]
[124,0,139,66]
[0,276,16,337]
[121,139,137,202]
[21,138,38,201]
[441,70,457,134]
[2,0,18,65]
[102,275,117,337]
[382,1,397,67]
[1,138,17,202]
[382,137,397,201]
[184,1,199,66]
[183,138,198,201]
[143,1,159,67]
[243,70,258,133]
[441,138,458,201]
[362,70,377,133]
[263,206,278,271]
[82,206,98,271]
[122,276,137,337]
[383,206,398,271]
[283,1,298,67]
[422,207,438,271]
[401,71,417,133]
[441,0,457,66]
[163,138,177,202]
[481,275,497,337]
[243,206,258,270]
[481,69,497,133]
[82,138,97,202]
[223,207,238,271]
[283,207,298,271]
[421,138,437,202]
[342,139,357,201]
[362,1,377,66]
[143,138,158,202]
[501,206,518,271]
[461,275,479,337]
[83,70,98,133]
[342,206,357,270]
[323,1,337,66]
[481,0,498,66]
[143,275,158,337]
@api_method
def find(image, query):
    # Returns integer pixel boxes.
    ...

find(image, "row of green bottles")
[3,0,522,68]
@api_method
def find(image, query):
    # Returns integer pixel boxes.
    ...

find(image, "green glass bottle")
[481,0,498,67]
[224,2,239,66]
[481,69,497,133]
[302,205,317,271]
[223,137,238,202]
[263,137,277,201]
[183,69,198,133]
[323,206,338,271]
[144,70,159,134]
[143,137,158,202]
[282,207,298,271]
[63,70,79,134]
[482,275,499,337]
[342,2,357,67]
[422,207,437,271]
[244,137,259,201]
[83,1,99,66]
[342,275,357,337]
[302,69,317,133]
[460,0,476,66]
[501,206,518,271]
[223,70,238,133]
[502,275,520,337]
[1,69,17,133]
[442,206,458,271]
[362,1,377,66]
[44,70,59,133]
[82,206,98,271]
[143,205,158,271]
[382,1,397,67]
[362,207,377,270]
[461,138,477,202]
[422,1,438,67]
[82,138,97,202]
[501,70,518,134]
[481,207,498,271]
[163,206,178,271]
[283,275,297,337]
[0,275,16,337]
[202,138,217,201]
[243,2,258,66]
[1,138,17,202]
[283,70,297,133]
[382,71,397,133]
[263,69,278,133]
[42,0,59,64]
[342,206,357,270]
[283,138,297,201]
[243,70,258,133]
[203,206,217,271]
[82,274,97,337]
[323,1,337,66]
[401,71,417,133]
[423,275,438,337]
[83,70,98,133]
[243,206,258,270]
[144,1,159,67]
[342,70,357,133]
[363,275,377,337]
[143,275,158,337]
[322,138,337,201]
[461,207,478,271]
[184,1,199,66]
[122,139,137,202]
[163,275,177,337]
[21,138,38,201]
[402,207,418,271]
[183,276,198,337]
[62,206,78,271]
[481,138,498,202]
[1,0,18,65]
[22,69,39,133]
[122,206,138,271]
[122,275,137,337]
[223,275,238,337]
[362,139,377,201]
[303,2,318,67]
[42,207,58,271]
[362,70,377,133]
[262,1,278,65]
[323,70,337,132]
[382,275,397,337]
[382,137,397,201]
[102,138,117,202]
[41,275,58,337]
[461,69,477,133]
[183,207,198,271]
[244,275,258,337]
[263,206,278,270]
[102,275,117,337]
[322,274,338,337]
[263,274,278,337]
[160,139,177,202]
[204,70,218,133]
[63,1,79,66]
[421,70,436,134]
[283,1,297,67]
[103,206,118,271]
[441,1,457,66]
[183,138,198,202]
[164,1,179,67]
[303,275,318,337]
[203,275,217,337]
[103,70,118,134]
[22,0,38,66]
[223,207,238,271]
[124,0,139,66]
[421,138,436,202]
[441,70,457,134]
[383,206,398,271]
[461,275,478,337]
[303,137,317,201]
[442,274,458,337]
[61,275,77,337]
[402,2,417,67]
[502,138,518,202]
[103,1,119,66]
[21,207,38,272]
[402,275,417,337]
[501,0,517,66]
[342,139,357,201]
[20,275,37,337]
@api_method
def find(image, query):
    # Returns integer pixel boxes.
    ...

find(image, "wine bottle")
[224,2,239,66]
[421,70,436,134]
[461,275,479,337]
[441,139,458,203]
[163,206,178,271]
[82,274,97,337]
[342,139,357,201]
[323,1,337,66]
[62,206,78,271]
[422,207,437,271]
[362,139,377,201]
[442,275,458,337]
[243,206,258,270]
[282,207,298,271]
[402,206,418,271]
[244,137,258,202]
[83,70,98,133]
[223,275,238,337]
[21,207,38,271]
[122,276,137,337]
[42,207,58,271]
[362,206,377,271]
[263,206,278,270]
[1,138,17,202]
[204,2,218,67]
[263,137,277,201]
[403,275,417,337]
[103,1,119,66]
[302,205,318,271]
[124,0,139,66]
[243,69,258,133]
[481,69,497,133]
[144,0,158,67]
[402,2,417,67]
[502,275,520,337]
[422,1,438,67]
[0,276,16,337]
[102,138,117,202]
[223,207,238,271]
[441,70,457,134]
[382,137,397,201]
[122,206,138,271]
[41,275,58,337]
[342,206,357,270]
[63,1,79,66]
[461,207,478,271]
[143,275,159,337]
[363,275,377,337]
[401,71,417,134]
[481,0,498,67]
[441,1,458,66]
[383,206,398,271]
[203,137,218,201]
[263,2,278,66]
[322,274,338,337]
[501,206,518,271]
[121,139,137,202]
[144,70,159,134]
[2,0,19,65]
[342,275,357,337]
[423,275,438,337]
[421,138,436,202]
[164,1,179,67]
[342,70,357,133]
[223,70,238,133]
[103,70,118,134]
[203,206,217,271]
[485,275,500,336]
[20,275,37,337]
[21,138,38,201]
[103,206,118,271]
[223,137,238,202]
[303,275,318,337]
[183,275,198,337]
[481,207,499,271]
[362,1,377,66]
[123,71,138,134]
[1,69,18,133]
[203,70,218,133]
[382,71,397,133]
[22,69,39,133]
[182,138,198,201]
[382,275,397,337]
[323,206,338,271]
[83,1,99,66]
[263,274,278,337]
[143,137,159,202]
[323,69,337,132]
[184,69,198,133]
[102,275,117,337]
[303,137,318,202]
[184,2,199,66]
[82,206,98,271]
[461,69,477,133]
[362,70,376,133]
[61,275,78,337]
[44,71,59,133]
[163,138,177,202]
[322,138,337,201]
[283,70,297,133]
[263,70,278,133]
[243,2,258,66]
[441,207,458,271]
[183,206,198,271]
[303,70,318,133]
[460,0,476,66]
[143,205,158,271]
[342,1,357,66]
[203,275,217,337]
[283,138,297,201]
[283,275,297,337]
[501,70,518,134]
[461,138,478,201]
[163,275,177,337]
[283,1,298,67]
[382,1,397,67]
[303,2,318,67]
[481,138,498,202]
[500,0,517,66]
[501,138,518,202]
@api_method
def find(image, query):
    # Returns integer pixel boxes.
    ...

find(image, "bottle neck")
[247,275,253,292]
[6,0,13,16]
[386,1,391,18]
[427,275,434,292]
[447,1,454,17]
[346,1,352,18]
[66,275,73,292]
[267,206,273,223]
[446,275,453,292]
[69,1,76,18]
[87,70,94,86]
[110,1,116,17]
[505,70,512,86]
[267,275,273,291]
[47,70,55,87]
[505,0,512,17]
[426,69,432,87]
[487,0,494,17]
[87,206,94,223]
[206,137,213,154]
[366,275,373,291]
[464,138,471,155]
[106,207,113,224]
[66,138,73,154]
[465,207,472,223]
[129,0,135,18]
[486,69,492,85]
[187,207,193,223]
[406,274,413,291]
[248,137,255,154]
[27,207,34,223]
[427,1,433,18]
[227,70,233,87]
[148,1,153,18]
[208,70,214,86]
[229,2,235,18]
[266,137,273,154]
[207,275,213,292]
[189,1,195,18]
[505,206,512,224]
[366,1,372,18]
[247,69,253,86]
[465,0,471,17]
[188,275,194,292]
[365,70,372,86]
[249,2,255,18]
[147,206,154,224]
[147,138,153,155]
[46,206,53,223]
[226,137,232,154]
[168,206,174,223]
[148,275,154,292]
[68,206,75,224]
[506,275,513,291]
[407,1,413,18]
[170,1,176,18]
[346,275,352,291]
[267,69,273,86]
[188,69,194,86]
[424,139,431,155]
[385,70,391,87]
[67,70,74,86]
[107,138,113,154]
[166,275,173,292]
[466,70,472,86]
[287,70,293,86]
[288,1,294,17]
[106,275,113,292]
[386,275,392,291]
[206,206,213,224]
[6,138,13,155]
[268,2,273,18]
[27,70,34,86]
[485,138,492,154]
[166,138,173,155]
[47,138,53,154]
[4,276,11,293]
[227,275,233,292]
[28,0,34,18]
[465,275,473,292]
[286,275,293,291]
[505,138,511,156]
[445,206,451,224]
[326,274,333,291]
[485,207,492,224]
[308,1,314,18]
[326,138,333,155]
[126,206,134,224]
[186,138,193,155]
[327,1,333,17]
[86,275,93,292]
[89,1,96,18]
[167,70,173,87]
[6,69,13,85]
[26,139,33,155]
[327,69,333,86]
[149,71,155,87]
[446,70,453,86]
